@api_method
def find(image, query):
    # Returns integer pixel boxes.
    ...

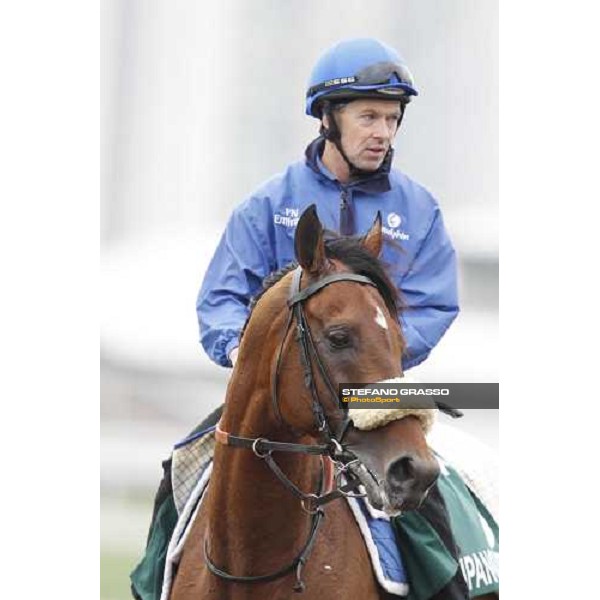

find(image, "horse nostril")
[388,455,417,486]
[387,454,440,492]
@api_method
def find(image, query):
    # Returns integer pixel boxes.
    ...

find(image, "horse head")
[267,204,440,514]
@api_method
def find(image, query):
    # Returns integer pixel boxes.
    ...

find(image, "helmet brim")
[310,85,417,118]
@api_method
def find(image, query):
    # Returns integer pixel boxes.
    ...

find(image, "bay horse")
[170,206,495,599]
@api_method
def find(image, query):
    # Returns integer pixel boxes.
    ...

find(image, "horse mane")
[239,232,401,342]
[324,233,401,317]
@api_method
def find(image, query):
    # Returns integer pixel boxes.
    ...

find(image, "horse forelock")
[323,234,401,317]
[240,235,401,343]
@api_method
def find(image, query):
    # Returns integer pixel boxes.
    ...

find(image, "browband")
[288,267,376,307]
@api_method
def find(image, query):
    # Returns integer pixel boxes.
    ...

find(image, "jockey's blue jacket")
[197,137,459,370]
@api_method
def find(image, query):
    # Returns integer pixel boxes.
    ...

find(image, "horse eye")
[326,330,351,350]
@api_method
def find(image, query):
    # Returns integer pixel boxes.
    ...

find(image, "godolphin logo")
[387,212,402,228]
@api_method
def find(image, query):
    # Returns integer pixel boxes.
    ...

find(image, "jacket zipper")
[339,188,352,235]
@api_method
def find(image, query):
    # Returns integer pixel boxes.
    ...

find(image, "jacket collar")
[304,136,392,194]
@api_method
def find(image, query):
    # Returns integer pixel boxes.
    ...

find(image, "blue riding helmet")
[306,38,419,118]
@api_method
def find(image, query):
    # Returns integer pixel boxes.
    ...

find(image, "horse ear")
[362,211,383,258]
[295,204,326,275]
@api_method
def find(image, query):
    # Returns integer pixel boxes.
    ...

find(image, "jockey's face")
[325,99,402,172]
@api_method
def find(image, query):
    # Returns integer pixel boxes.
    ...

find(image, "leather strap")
[288,268,376,307]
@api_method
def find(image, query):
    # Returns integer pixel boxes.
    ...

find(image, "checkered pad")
[171,427,216,516]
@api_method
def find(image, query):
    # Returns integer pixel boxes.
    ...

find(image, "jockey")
[197,37,459,371]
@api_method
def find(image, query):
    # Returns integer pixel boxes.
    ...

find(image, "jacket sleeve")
[197,204,274,367]
[398,207,459,371]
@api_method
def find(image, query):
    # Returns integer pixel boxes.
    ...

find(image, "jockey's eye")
[326,328,352,350]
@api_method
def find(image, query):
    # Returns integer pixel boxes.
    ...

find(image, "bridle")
[205,266,385,593]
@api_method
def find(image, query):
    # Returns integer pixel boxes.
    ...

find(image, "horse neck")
[206,292,321,572]
[208,383,320,573]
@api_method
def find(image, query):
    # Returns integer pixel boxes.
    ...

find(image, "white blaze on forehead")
[375,306,388,330]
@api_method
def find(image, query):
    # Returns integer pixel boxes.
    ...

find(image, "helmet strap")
[396,103,407,130]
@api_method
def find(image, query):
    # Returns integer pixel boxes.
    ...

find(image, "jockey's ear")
[361,211,383,258]
[295,204,326,275]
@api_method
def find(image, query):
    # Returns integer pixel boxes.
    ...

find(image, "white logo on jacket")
[274,207,299,228]
[387,212,402,228]
[383,212,410,241]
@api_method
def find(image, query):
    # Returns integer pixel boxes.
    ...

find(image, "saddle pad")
[171,426,216,515]
[160,461,213,600]
[345,494,409,595]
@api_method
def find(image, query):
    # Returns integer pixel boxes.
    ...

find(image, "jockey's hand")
[229,347,239,367]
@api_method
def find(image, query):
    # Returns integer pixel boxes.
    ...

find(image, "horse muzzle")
[384,453,440,513]
[345,451,440,516]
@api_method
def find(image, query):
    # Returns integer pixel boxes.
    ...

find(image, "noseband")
[205,267,381,592]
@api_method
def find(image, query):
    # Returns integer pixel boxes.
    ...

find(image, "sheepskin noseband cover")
[347,377,438,433]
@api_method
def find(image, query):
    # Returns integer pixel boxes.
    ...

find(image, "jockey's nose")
[371,119,388,142]
[386,454,440,509]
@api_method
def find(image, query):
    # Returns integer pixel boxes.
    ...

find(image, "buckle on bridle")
[328,438,345,460]
[300,493,321,515]
[252,438,271,458]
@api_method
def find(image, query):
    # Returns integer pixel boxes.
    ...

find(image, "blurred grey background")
[101,1,498,598]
